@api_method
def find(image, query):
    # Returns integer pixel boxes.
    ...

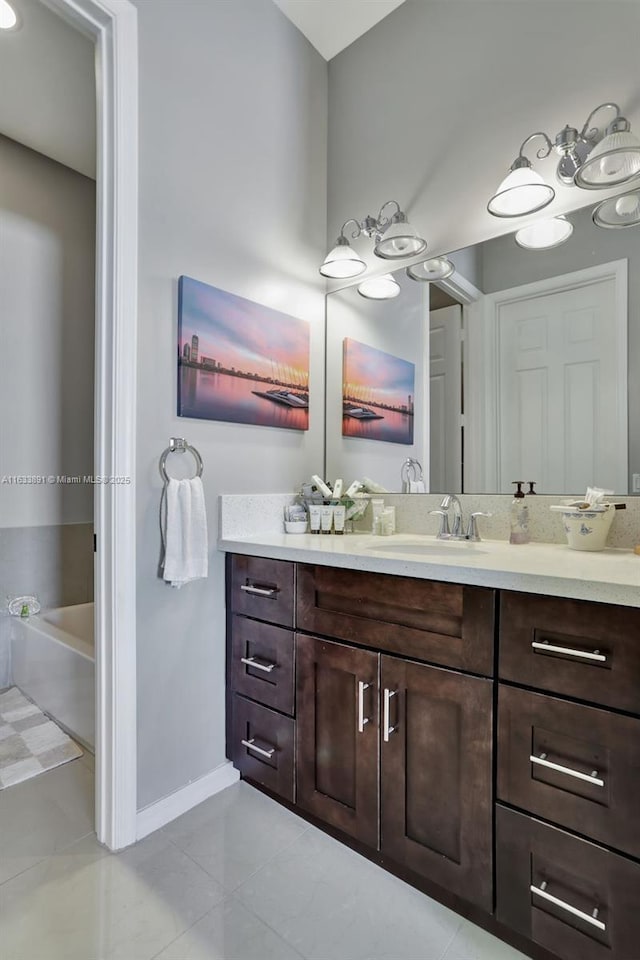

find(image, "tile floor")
[0,761,529,960]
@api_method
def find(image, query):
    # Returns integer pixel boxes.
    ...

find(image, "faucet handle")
[429,509,451,539]
[466,512,492,542]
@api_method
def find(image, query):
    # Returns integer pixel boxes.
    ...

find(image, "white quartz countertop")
[218,532,640,607]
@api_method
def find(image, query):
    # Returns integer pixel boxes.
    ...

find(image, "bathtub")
[11,602,95,750]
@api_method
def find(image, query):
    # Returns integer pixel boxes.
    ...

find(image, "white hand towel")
[162,477,209,588]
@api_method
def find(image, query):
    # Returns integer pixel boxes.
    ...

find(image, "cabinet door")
[296,634,379,848]
[380,656,493,911]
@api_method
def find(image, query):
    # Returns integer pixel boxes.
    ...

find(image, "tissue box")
[559,505,615,551]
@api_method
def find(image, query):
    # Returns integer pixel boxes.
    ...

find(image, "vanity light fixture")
[357,273,401,300]
[490,104,640,217]
[0,0,18,29]
[319,200,426,277]
[515,215,573,250]
[592,190,640,229]
[406,257,455,282]
[487,134,556,218]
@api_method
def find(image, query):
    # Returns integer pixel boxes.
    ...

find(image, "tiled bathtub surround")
[219,493,640,549]
[0,523,94,612]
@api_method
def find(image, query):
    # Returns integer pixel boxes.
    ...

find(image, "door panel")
[380,656,493,910]
[430,305,462,492]
[296,634,379,847]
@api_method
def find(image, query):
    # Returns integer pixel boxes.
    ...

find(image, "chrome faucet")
[430,495,493,541]
[440,494,463,538]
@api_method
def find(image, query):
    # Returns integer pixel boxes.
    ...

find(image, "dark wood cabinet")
[230,555,295,627]
[231,615,295,715]
[296,634,379,848]
[496,805,640,960]
[380,657,493,910]
[231,694,295,801]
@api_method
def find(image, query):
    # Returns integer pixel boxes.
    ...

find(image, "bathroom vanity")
[222,533,640,960]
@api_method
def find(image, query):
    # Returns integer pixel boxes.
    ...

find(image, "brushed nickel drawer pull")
[530,753,605,787]
[240,656,276,673]
[241,738,276,759]
[357,681,370,733]
[532,640,607,663]
[240,584,277,597]
[383,688,397,742]
[530,881,606,931]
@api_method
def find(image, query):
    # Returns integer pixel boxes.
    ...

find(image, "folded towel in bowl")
[161,477,208,588]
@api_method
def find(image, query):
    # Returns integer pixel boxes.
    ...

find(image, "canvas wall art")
[342,338,415,444]
[178,276,310,430]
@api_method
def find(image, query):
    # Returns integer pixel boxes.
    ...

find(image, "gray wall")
[327,1,640,271]
[481,204,640,480]
[133,0,327,808]
[0,135,95,614]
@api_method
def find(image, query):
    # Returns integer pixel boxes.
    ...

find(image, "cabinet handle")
[531,640,606,663]
[383,688,397,742]
[240,584,277,597]
[530,753,604,787]
[241,737,276,759]
[357,681,370,733]
[240,656,276,673]
[530,881,606,931]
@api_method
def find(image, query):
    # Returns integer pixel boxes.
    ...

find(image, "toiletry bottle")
[332,478,343,499]
[371,498,385,534]
[509,481,530,544]
[311,474,333,499]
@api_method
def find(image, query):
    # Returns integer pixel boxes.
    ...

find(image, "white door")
[496,271,627,494]
[430,305,462,492]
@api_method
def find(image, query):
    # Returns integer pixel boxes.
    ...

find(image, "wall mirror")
[325,198,638,496]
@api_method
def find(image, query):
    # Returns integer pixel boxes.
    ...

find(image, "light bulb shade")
[574,129,640,189]
[514,216,573,250]
[374,219,427,260]
[487,166,555,218]
[357,274,400,300]
[406,257,455,282]
[0,0,17,29]
[319,241,366,279]
[592,190,640,229]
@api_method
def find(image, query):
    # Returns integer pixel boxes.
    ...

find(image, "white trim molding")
[43,0,139,850]
[136,763,240,841]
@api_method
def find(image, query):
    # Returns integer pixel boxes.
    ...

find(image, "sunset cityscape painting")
[342,338,415,444]
[178,276,310,430]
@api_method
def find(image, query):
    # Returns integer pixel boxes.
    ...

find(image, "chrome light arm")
[580,102,621,142]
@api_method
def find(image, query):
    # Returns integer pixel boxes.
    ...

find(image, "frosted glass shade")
[592,190,640,229]
[515,216,573,250]
[0,0,17,28]
[575,130,640,189]
[357,274,401,300]
[406,257,455,281]
[319,243,366,279]
[487,166,555,218]
[374,221,427,259]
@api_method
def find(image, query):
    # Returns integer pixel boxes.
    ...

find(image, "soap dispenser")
[509,481,530,544]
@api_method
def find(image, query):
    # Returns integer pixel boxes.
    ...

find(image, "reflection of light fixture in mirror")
[406,257,455,282]
[515,216,573,250]
[592,190,640,229]
[0,0,18,29]
[357,274,400,300]
[575,116,640,189]
[319,201,426,276]
[319,220,366,278]
[487,134,555,218]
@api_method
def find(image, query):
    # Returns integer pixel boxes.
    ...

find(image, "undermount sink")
[366,538,488,557]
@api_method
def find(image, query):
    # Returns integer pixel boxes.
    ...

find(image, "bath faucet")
[440,494,464,538]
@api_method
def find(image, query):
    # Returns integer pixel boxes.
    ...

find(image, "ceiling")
[0,0,96,178]
[272,0,407,60]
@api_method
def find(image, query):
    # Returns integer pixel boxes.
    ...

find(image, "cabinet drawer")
[498,686,640,858]
[230,555,295,627]
[297,564,495,675]
[499,592,640,714]
[231,616,295,715]
[496,805,640,960]
[231,695,294,802]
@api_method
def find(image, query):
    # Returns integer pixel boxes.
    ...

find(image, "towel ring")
[159,438,204,483]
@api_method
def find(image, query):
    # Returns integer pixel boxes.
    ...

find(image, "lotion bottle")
[509,481,530,544]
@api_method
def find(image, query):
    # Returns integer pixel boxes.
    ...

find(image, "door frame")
[466,260,628,493]
[43,0,139,850]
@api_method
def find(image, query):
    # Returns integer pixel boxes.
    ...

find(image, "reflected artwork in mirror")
[325,201,638,495]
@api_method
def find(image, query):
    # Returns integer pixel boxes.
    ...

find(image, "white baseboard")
[136,760,239,841]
